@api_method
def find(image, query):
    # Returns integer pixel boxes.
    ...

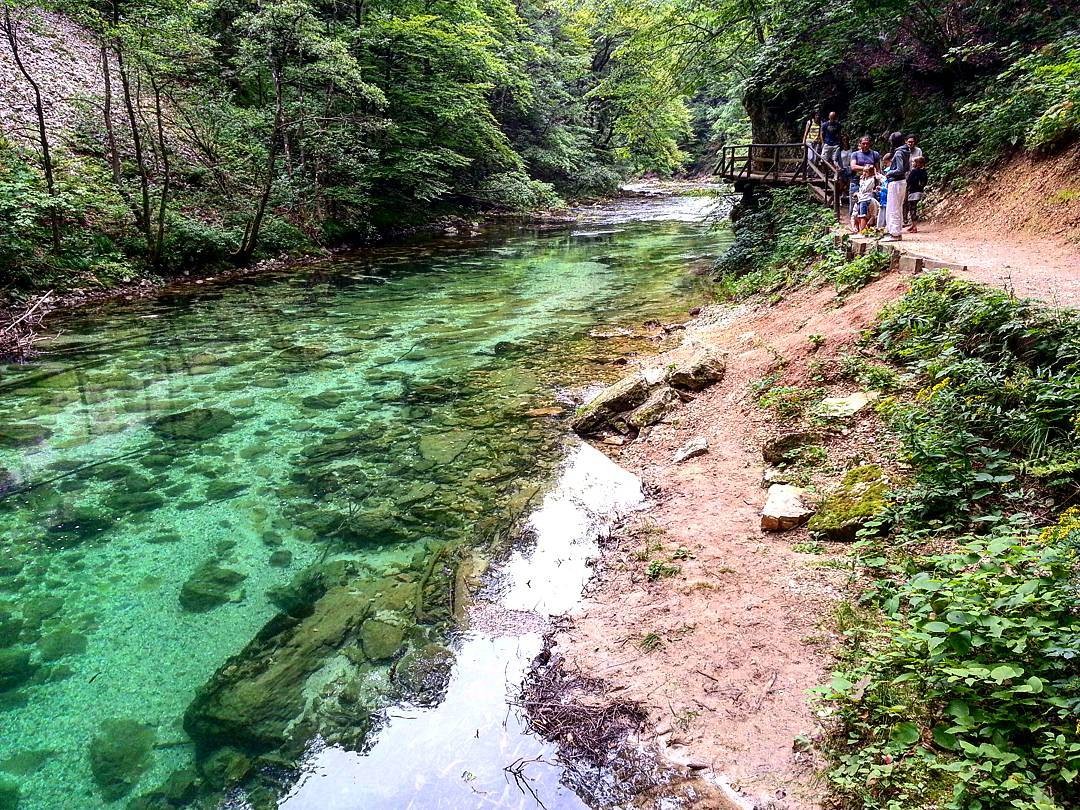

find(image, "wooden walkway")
[715,143,844,214]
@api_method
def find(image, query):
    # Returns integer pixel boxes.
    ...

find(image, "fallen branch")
[0,290,54,361]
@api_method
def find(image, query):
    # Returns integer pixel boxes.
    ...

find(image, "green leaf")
[830,674,853,693]
[989,664,1024,683]
[924,621,951,633]
[933,725,959,750]
[890,722,921,746]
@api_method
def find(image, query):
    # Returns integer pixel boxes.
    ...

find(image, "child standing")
[853,166,880,232]
[905,156,928,232]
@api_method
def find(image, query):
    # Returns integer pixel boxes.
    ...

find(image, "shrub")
[160,214,239,275]
[822,517,1080,810]
[713,187,840,299]
[467,170,563,211]
[870,272,1080,528]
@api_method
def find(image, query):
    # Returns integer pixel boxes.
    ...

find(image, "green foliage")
[871,272,1080,529]
[0,139,132,290]
[645,559,680,580]
[466,170,563,211]
[160,215,238,275]
[839,355,902,392]
[823,515,1080,810]
[758,384,824,417]
[824,252,892,295]
[713,188,841,299]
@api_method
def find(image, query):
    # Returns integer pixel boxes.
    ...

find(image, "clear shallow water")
[0,197,727,809]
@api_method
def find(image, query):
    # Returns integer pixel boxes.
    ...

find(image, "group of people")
[803,112,929,242]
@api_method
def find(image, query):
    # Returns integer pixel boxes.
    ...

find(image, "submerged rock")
[150,409,236,442]
[0,468,16,497]
[268,550,293,568]
[360,616,406,662]
[179,562,247,613]
[46,506,113,543]
[394,643,455,706]
[204,481,246,502]
[112,492,165,514]
[89,718,156,801]
[571,374,651,436]
[627,386,681,428]
[0,777,18,810]
[0,423,52,449]
[761,485,814,532]
[184,565,422,759]
[37,629,87,662]
[808,465,889,541]
[0,648,35,692]
[666,348,726,391]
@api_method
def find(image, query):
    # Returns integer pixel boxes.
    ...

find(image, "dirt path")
[896,222,1080,307]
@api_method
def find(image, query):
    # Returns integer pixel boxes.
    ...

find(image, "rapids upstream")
[0,194,729,809]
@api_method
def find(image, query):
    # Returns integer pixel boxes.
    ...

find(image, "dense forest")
[1,0,1075,292]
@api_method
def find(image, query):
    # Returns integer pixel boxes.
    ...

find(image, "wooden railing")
[715,142,844,215]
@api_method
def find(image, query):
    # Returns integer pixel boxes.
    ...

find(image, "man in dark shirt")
[821,112,843,167]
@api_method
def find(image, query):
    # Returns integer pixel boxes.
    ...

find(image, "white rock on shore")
[761,484,814,531]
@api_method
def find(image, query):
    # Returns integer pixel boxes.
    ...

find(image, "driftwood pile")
[520,653,646,767]
[0,290,53,361]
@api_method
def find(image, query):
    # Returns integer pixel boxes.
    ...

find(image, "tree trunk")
[150,74,170,268]
[100,40,124,187]
[3,7,61,252]
[116,43,153,254]
[236,63,284,263]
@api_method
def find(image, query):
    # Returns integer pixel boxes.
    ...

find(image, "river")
[0,194,729,809]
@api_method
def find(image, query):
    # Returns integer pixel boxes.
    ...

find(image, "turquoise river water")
[0,196,728,809]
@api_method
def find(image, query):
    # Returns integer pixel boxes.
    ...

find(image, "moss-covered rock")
[37,629,87,662]
[807,465,889,541]
[88,718,156,801]
[627,386,681,428]
[0,777,18,810]
[571,373,651,436]
[394,643,455,705]
[0,423,52,449]
[360,616,406,661]
[0,648,35,692]
[184,563,421,760]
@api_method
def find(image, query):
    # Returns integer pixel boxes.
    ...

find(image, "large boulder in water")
[571,374,651,436]
[150,409,235,441]
[184,565,421,758]
[89,718,156,801]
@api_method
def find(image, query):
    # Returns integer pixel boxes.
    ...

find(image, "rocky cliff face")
[0,9,108,145]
